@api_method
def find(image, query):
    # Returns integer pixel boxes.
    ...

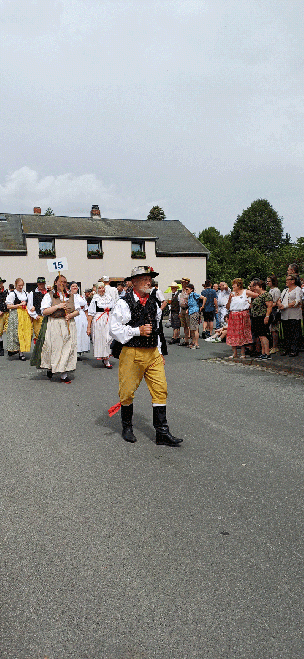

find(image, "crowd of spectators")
[165,263,304,360]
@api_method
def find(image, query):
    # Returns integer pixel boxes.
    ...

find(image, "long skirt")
[74,309,90,353]
[226,309,252,346]
[40,317,77,373]
[7,308,32,352]
[92,312,111,358]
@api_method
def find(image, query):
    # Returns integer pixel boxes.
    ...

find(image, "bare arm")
[43,301,66,316]
[264,299,273,323]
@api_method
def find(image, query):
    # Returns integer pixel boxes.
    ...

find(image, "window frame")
[39,237,56,258]
[131,240,146,259]
[87,239,103,259]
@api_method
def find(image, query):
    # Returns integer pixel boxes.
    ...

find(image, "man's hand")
[139,323,152,336]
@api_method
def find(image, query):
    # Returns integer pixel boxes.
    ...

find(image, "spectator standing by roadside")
[266,275,281,354]
[217,282,231,325]
[178,277,190,346]
[201,280,218,339]
[226,278,257,359]
[185,284,205,349]
[168,282,181,345]
[212,283,221,330]
[287,263,301,287]
[277,274,303,356]
[250,280,273,361]
[151,280,168,356]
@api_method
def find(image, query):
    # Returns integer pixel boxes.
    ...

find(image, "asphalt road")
[1,332,304,659]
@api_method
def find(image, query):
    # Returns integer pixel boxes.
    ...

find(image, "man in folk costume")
[0,277,9,356]
[27,276,47,344]
[109,265,183,446]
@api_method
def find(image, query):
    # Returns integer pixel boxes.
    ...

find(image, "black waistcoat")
[124,290,159,348]
[33,290,44,315]
[14,292,28,305]
[0,289,8,313]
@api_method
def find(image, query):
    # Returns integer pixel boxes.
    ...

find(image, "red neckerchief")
[133,291,149,306]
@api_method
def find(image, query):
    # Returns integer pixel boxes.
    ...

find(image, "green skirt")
[30,316,48,368]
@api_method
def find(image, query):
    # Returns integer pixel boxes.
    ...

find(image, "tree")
[44,207,55,216]
[230,199,283,253]
[198,227,233,283]
[147,206,166,221]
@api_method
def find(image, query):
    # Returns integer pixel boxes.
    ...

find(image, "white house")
[0,206,209,294]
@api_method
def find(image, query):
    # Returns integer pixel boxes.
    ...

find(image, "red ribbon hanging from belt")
[108,402,121,417]
[96,308,110,322]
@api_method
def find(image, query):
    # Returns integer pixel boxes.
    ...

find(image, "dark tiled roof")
[1,214,209,256]
[0,214,26,252]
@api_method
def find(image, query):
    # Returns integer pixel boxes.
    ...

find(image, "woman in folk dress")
[6,277,32,360]
[226,277,258,359]
[87,282,113,369]
[69,282,90,360]
[40,274,80,383]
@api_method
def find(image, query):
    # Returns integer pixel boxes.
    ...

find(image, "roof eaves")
[24,232,159,241]
[156,251,208,257]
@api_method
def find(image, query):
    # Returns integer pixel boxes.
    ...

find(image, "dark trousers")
[281,319,301,354]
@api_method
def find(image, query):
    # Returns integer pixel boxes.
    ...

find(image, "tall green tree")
[198,227,233,283]
[231,199,283,253]
[44,207,55,216]
[147,206,166,221]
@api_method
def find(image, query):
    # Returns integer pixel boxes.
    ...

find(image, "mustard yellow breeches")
[0,312,9,336]
[32,316,43,340]
[119,346,167,407]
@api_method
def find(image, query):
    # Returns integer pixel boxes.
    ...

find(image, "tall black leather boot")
[153,406,183,446]
[0,339,4,356]
[121,404,137,443]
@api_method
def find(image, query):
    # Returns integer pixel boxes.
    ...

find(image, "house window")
[131,240,146,259]
[87,240,103,258]
[39,237,55,258]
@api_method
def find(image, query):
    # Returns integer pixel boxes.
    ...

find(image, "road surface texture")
[1,333,303,659]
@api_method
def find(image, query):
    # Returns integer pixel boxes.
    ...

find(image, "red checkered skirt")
[226,310,252,346]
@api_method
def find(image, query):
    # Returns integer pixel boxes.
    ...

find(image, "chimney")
[90,205,101,218]
[34,207,41,214]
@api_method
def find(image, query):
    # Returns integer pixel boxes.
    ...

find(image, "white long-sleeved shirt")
[6,289,29,309]
[110,291,162,349]
[27,287,48,319]
[88,293,113,317]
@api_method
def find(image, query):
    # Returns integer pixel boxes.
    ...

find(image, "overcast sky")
[1,0,303,239]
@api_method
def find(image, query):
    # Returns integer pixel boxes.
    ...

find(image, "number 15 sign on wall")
[47,258,68,273]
